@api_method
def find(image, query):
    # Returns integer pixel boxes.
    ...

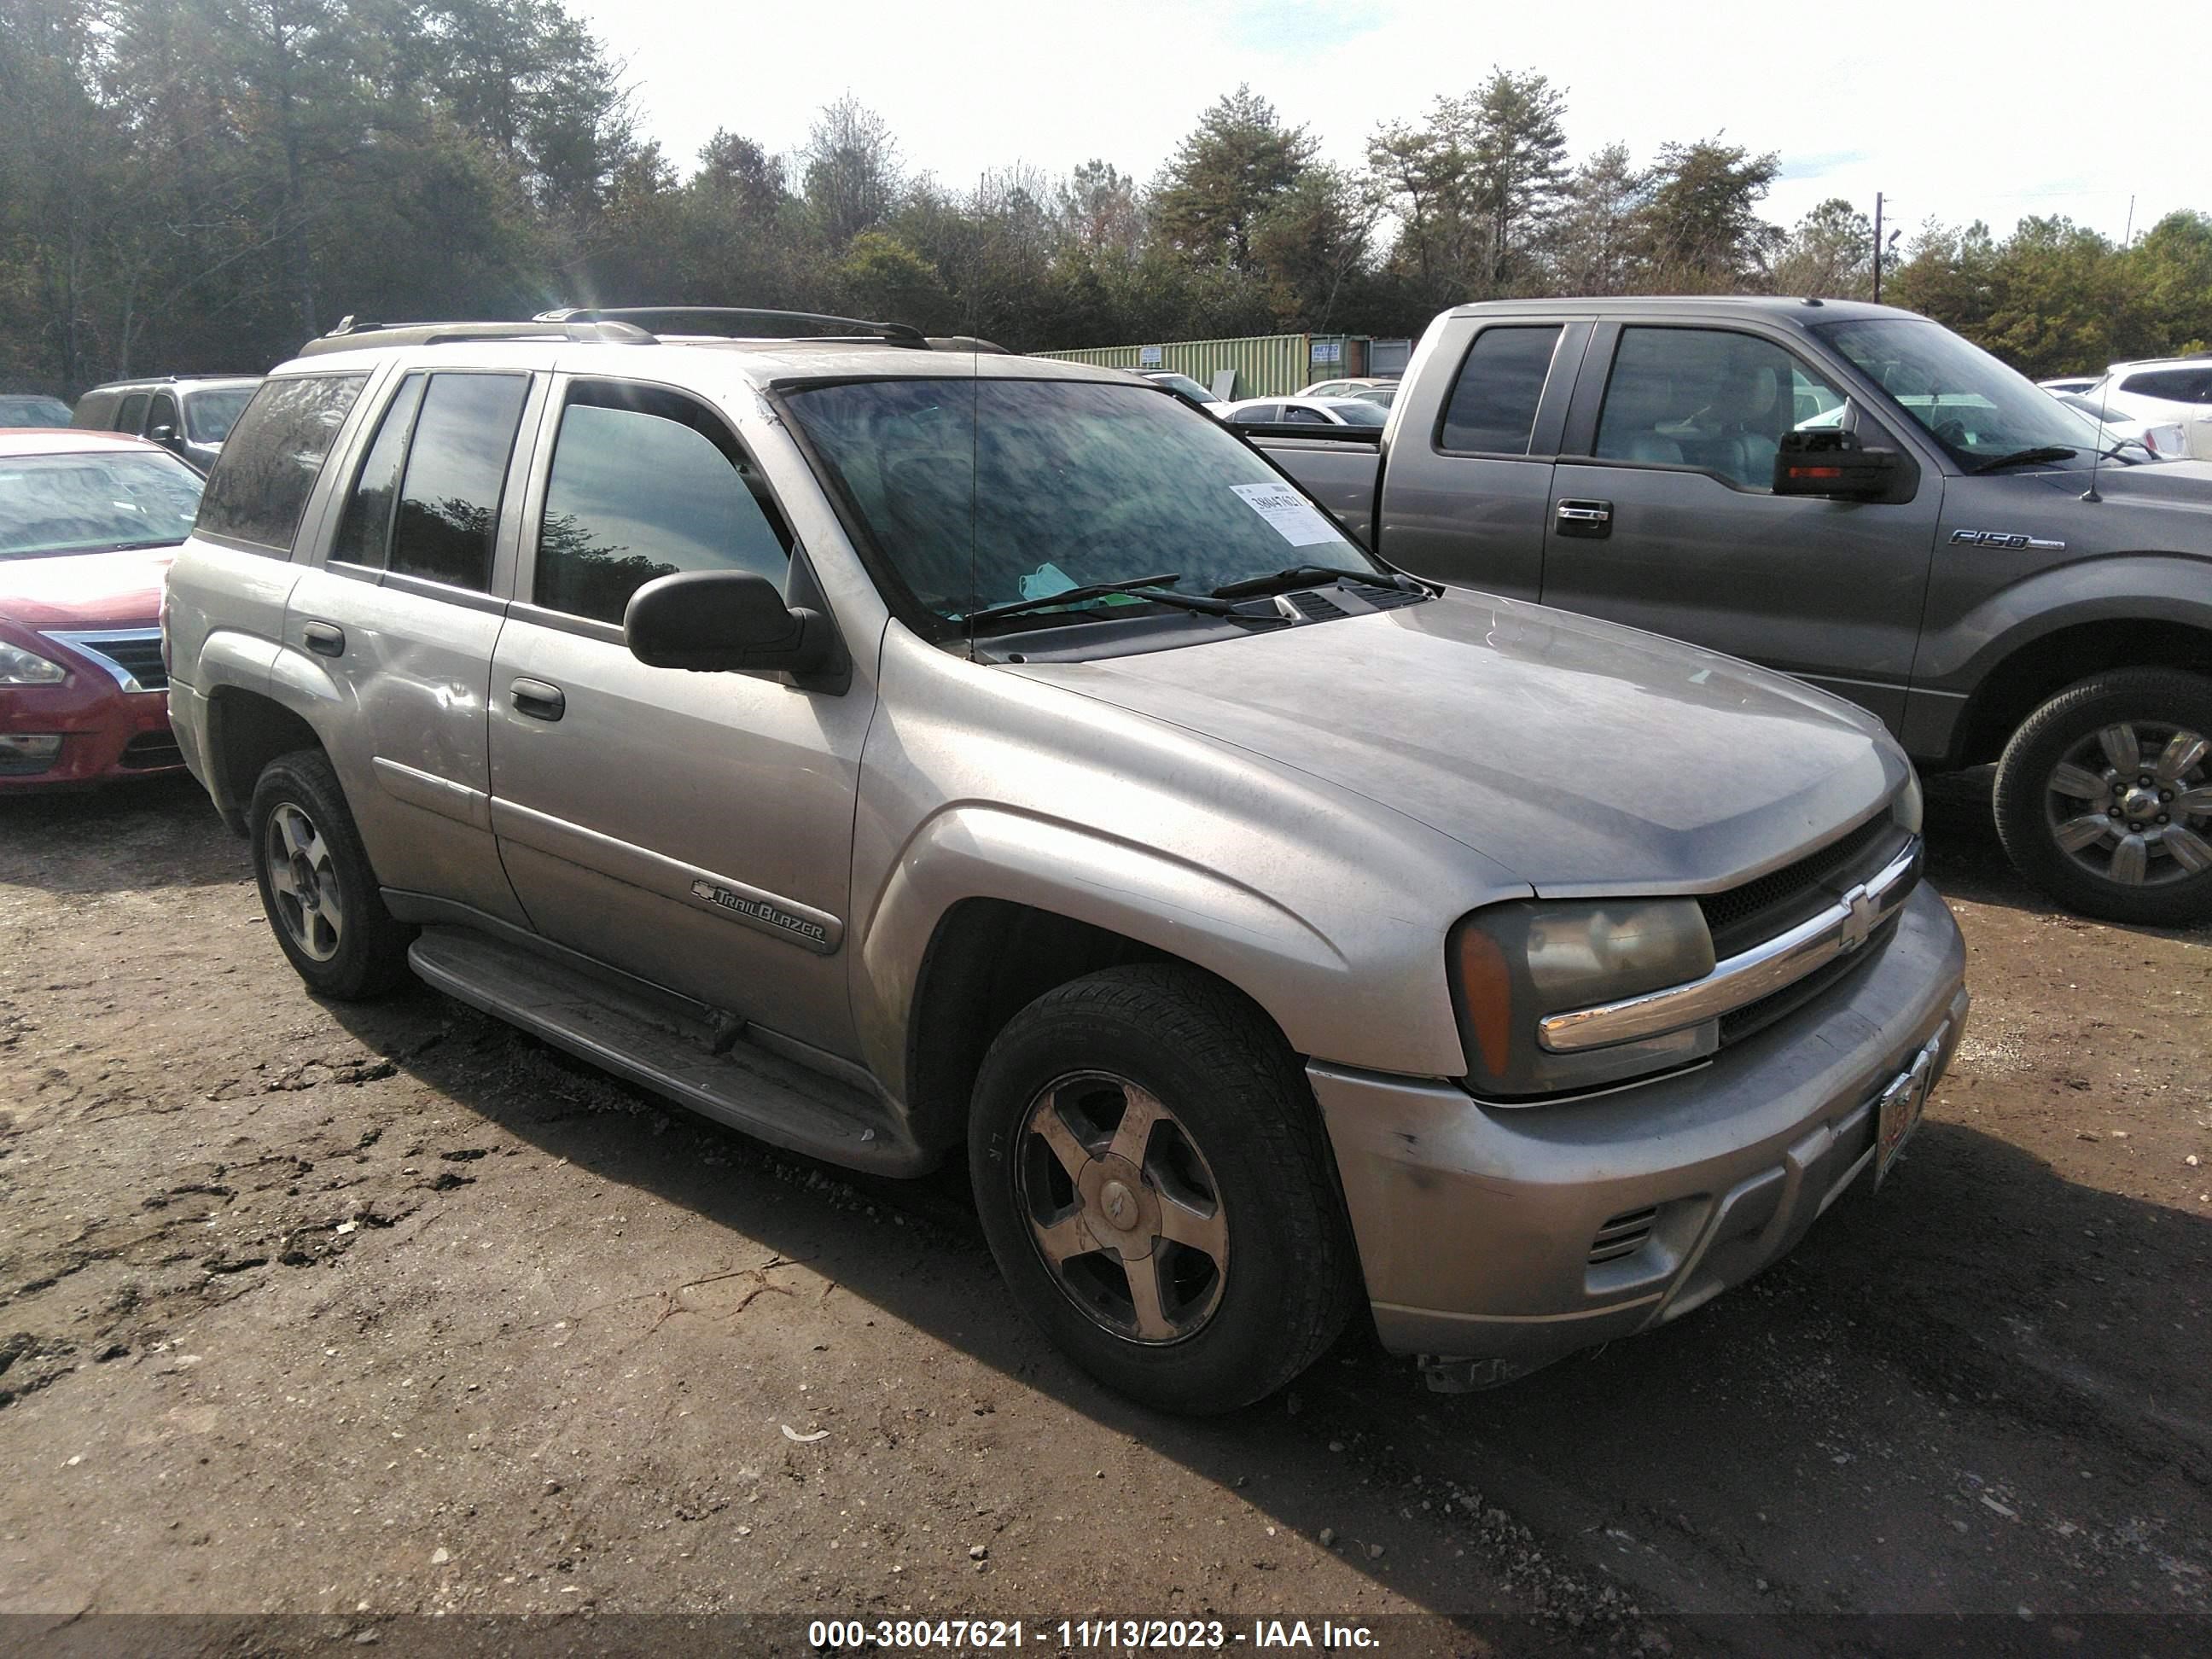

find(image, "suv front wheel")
[1993,667,2212,927]
[248,749,416,998]
[969,963,1362,1415]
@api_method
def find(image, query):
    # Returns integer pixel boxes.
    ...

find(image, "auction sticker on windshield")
[1231,481,1338,547]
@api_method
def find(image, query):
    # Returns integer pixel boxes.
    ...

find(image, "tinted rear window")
[2122,368,2212,404]
[387,373,528,591]
[196,375,367,552]
[1439,326,1562,454]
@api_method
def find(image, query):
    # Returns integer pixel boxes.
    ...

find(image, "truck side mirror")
[148,422,179,448]
[1773,428,1904,501]
[624,568,838,678]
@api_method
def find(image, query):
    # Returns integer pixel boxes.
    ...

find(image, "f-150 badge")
[1949,528,2065,550]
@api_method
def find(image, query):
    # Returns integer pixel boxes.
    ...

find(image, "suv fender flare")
[851,805,1473,1098]
[194,634,343,824]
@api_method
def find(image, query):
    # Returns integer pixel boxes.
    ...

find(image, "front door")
[285,366,539,927]
[1540,323,1942,734]
[487,376,874,1062]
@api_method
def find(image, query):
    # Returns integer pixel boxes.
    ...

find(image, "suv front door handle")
[1554,498,1613,539]
[510,678,566,721]
[302,620,345,656]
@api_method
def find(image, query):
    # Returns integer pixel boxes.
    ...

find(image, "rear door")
[1538,321,1941,734]
[283,365,541,926]
[1369,316,1586,602]
[116,392,151,436]
[486,375,874,1062]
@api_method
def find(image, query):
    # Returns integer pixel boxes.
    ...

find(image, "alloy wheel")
[1014,1071,1229,1344]
[2044,720,2212,888]
[264,800,346,961]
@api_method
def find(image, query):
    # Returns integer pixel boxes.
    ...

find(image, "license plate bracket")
[1875,1023,1949,1188]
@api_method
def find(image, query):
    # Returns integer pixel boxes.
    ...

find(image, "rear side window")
[1439,326,1562,454]
[117,393,150,435]
[2122,368,2212,404]
[387,373,529,591]
[534,382,793,625]
[330,373,429,569]
[196,374,367,552]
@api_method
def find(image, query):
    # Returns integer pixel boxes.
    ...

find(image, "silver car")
[161,310,1968,1413]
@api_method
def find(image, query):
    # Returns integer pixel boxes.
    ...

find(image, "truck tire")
[968,963,1362,1415]
[1992,668,2212,927]
[247,749,416,998]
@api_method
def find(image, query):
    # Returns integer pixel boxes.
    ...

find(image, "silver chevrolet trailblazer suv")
[162,307,1970,1413]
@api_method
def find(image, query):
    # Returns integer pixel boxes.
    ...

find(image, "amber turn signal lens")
[1453,922,1515,1078]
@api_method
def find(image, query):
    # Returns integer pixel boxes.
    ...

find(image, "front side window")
[196,374,366,552]
[534,384,793,626]
[386,372,529,591]
[1284,405,1328,425]
[1439,326,1562,456]
[783,375,1382,631]
[148,393,179,438]
[1595,328,1850,490]
[1818,317,2095,469]
[0,451,205,558]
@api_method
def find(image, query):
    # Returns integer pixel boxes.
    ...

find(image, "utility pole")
[1871,191,1884,303]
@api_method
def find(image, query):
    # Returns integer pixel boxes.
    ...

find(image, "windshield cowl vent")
[1282,590,1348,622]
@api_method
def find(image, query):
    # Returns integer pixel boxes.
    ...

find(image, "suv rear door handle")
[1554,498,1613,538]
[510,678,566,721]
[302,620,345,656]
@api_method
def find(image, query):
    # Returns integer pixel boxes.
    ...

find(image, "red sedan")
[0,428,206,789]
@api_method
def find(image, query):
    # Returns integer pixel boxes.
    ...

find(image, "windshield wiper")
[1210,563,1424,600]
[1970,445,2077,474]
[964,572,1239,627]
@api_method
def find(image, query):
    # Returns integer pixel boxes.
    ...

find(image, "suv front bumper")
[1312,879,1968,1376]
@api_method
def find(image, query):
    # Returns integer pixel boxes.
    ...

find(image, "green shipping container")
[1034,333,1367,400]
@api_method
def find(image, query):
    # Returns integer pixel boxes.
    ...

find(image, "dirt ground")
[0,771,2205,1651]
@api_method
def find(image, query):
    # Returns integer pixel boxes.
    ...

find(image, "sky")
[567,0,2189,248]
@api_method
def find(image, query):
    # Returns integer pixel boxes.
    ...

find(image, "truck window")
[196,374,367,553]
[533,382,793,625]
[1438,326,1562,455]
[1594,329,1847,491]
[117,393,150,435]
[386,372,529,591]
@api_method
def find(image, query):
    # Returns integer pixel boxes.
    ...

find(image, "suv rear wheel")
[248,749,415,998]
[968,963,1362,1414]
[1993,668,2212,926]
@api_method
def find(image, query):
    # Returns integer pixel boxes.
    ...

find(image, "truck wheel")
[968,963,1362,1415]
[1993,668,2212,927]
[247,749,415,998]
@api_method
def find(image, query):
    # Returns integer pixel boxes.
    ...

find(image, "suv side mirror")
[1773,428,1904,501]
[148,422,179,448]
[624,569,837,677]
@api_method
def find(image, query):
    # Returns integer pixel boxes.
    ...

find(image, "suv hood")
[1010,591,1904,896]
[0,547,174,629]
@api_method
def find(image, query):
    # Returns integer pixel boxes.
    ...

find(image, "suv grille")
[1698,812,1906,960]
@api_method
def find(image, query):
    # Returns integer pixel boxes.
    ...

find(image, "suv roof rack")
[534,306,932,350]
[295,316,659,357]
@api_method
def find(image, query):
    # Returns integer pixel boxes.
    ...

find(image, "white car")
[2036,376,2100,396]
[2080,358,2212,432]
[1220,396,1388,428]
[1296,376,1395,399]
[2046,390,2186,459]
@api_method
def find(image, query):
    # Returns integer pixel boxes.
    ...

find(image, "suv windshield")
[0,450,205,557]
[1816,317,2096,468]
[184,387,256,445]
[783,376,1381,629]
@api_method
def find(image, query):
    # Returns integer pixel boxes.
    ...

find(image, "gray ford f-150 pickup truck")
[162,307,1965,1412]
[1248,298,2212,927]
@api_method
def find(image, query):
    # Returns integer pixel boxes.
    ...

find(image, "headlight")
[1451,899,1717,1098]
[1894,770,1924,835]
[0,641,66,684]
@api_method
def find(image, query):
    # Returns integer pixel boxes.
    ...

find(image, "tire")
[1992,668,2212,927]
[247,749,415,998]
[968,963,1362,1414]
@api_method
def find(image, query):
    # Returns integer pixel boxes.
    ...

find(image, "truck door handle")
[302,621,345,657]
[1554,498,1613,538]
[509,678,566,721]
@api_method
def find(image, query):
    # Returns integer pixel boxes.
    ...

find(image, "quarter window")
[195,374,367,553]
[1595,328,1848,491]
[1439,326,1562,455]
[533,383,793,626]
[387,373,529,591]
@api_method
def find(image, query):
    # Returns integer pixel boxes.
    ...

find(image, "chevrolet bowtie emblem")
[1837,882,1877,953]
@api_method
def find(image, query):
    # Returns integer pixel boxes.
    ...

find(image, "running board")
[406,926,931,1175]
